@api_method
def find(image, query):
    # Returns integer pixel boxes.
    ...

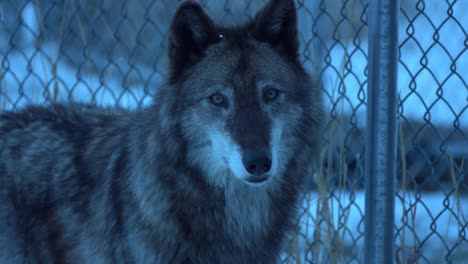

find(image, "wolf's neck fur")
[223,176,274,247]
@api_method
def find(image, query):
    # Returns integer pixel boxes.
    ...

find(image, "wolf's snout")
[242,149,272,180]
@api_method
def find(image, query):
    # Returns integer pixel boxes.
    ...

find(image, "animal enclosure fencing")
[1,0,467,263]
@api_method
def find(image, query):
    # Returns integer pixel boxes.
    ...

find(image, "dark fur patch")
[169,1,220,83]
[110,143,133,263]
[250,0,299,59]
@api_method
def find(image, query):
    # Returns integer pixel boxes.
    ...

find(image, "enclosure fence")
[0,0,467,263]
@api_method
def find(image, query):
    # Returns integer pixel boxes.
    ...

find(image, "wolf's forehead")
[203,40,294,85]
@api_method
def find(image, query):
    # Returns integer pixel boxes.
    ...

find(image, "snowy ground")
[287,191,468,263]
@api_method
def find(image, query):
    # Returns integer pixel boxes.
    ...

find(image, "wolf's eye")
[263,87,280,102]
[209,93,226,107]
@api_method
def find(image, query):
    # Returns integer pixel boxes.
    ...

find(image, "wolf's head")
[160,0,322,187]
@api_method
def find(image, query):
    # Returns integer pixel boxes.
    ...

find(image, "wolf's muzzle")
[242,148,272,183]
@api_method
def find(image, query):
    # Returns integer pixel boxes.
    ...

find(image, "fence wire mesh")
[0,0,467,263]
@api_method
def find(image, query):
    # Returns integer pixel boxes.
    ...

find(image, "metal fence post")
[365,0,399,263]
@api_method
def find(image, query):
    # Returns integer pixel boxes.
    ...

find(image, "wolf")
[0,0,323,263]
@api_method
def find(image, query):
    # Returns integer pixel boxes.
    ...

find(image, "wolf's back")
[0,103,123,186]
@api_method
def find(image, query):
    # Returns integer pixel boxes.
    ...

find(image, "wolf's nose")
[243,149,272,176]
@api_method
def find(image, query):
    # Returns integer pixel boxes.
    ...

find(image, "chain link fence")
[1,0,467,263]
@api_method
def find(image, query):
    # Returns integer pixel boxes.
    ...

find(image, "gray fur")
[0,0,323,263]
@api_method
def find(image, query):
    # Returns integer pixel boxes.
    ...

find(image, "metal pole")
[365,0,399,263]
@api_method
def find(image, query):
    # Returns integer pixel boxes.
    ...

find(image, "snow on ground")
[291,191,468,263]
[321,37,468,129]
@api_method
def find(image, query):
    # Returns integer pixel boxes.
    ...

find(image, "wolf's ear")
[168,1,216,81]
[252,0,299,59]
